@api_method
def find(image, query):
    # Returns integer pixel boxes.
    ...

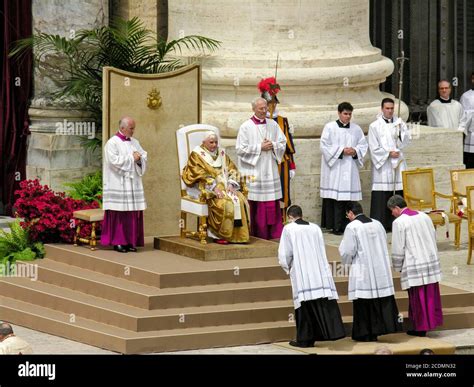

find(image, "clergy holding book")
[278,205,346,348]
[320,102,368,235]
[339,201,402,342]
[182,131,250,244]
[101,117,147,253]
[368,98,410,232]
[236,97,287,240]
[388,195,444,337]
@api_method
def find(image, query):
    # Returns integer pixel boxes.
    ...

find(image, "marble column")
[168,0,409,137]
[27,0,108,191]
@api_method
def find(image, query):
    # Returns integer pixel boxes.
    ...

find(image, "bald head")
[438,80,452,100]
[118,116,136,138]
[0,322,13,339]
[252,97,268,119]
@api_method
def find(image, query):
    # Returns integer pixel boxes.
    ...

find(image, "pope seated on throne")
[182,131,250,244]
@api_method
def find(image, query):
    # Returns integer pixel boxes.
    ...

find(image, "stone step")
[0,273,293,310]
[33,258,404,309]
[1,275,471,333]
[44,244,290,288]
[1,295,473,354]
[0,296,295,353]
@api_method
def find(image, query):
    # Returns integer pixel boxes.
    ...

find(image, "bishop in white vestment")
[320,102,368,235]
[339,202,401,342]
[388,195,443,337]
[460,73,474,168]
[368,98,410,231]
[278,205,345,347]
[427,80,463,129]
[236,97,287,240]
[101,117,147,253]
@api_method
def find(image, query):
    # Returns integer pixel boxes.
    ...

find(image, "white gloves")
[289,170,296,180]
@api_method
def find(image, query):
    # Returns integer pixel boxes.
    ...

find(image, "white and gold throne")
[176,124,220,244]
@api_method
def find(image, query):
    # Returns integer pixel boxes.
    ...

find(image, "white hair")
[203,131,218,141]
[251,97,267,110]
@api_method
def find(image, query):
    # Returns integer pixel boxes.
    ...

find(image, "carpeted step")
[0,296,295,354]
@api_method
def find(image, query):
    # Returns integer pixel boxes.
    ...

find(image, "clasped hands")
[343,147,356,156]
[133,151,141,162]
[261,139,274,151]
[214,184,237,199]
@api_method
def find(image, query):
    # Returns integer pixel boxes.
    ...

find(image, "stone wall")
[27,0,108,191]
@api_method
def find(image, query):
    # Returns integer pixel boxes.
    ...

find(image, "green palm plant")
[0,220,45,266]
[9,17,221,151]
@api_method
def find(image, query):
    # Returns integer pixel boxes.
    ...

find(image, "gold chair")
[402,168,461,248]
[450,169,474,219]
[465,186,474,264]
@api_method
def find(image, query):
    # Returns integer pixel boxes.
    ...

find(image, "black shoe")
[289,340,314,348]
[114,245,128,253]
[332,230,344,236]
[407,330,426,337]
[353,335,378,342]
[126,245,138,252]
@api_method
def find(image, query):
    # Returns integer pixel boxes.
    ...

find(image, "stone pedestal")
[167,0,409,137]
[27,0,108,191]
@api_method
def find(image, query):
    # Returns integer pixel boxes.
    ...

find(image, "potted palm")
[10,16,220,152]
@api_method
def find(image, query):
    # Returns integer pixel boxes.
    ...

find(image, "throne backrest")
[176,124,220,193]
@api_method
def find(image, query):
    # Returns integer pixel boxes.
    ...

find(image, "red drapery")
[0,0,32,215]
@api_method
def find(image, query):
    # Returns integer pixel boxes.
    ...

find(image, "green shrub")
[64,170,103,205]
[0,220,45,266]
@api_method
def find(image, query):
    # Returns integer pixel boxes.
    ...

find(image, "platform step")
[0,297,295,353]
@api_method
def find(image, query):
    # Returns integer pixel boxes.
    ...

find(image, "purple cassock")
[101,131,147,248]
[401,207,443,332]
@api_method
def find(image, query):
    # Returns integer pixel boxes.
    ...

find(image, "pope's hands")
[214,187,225,199]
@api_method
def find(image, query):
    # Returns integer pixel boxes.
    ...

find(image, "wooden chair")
[465,186,474,264]
[73,208,104,251]
[402,168,461,248]
[450,168,474,219]
[176,124,220,245]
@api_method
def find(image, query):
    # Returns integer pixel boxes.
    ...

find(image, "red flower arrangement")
[13,179,100,243]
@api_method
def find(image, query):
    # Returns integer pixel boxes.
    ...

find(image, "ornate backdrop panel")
[103,64,201,236]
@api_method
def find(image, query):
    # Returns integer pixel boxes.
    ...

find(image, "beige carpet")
[273,333,456,354]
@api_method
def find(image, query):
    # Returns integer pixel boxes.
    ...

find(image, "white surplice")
[460,90,474,153]
[319,121,368,200]
[427,99,463,129]
[236,118,286,201]
[103,135,147,211]
[278,221,339,309]
[391,211,442,290]
[339,216,395,300]
[368,116,410,191]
